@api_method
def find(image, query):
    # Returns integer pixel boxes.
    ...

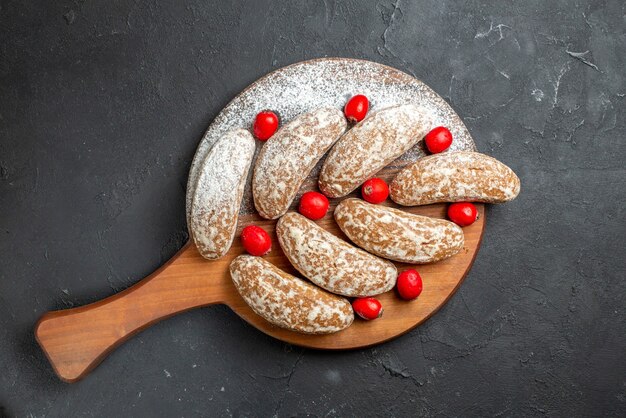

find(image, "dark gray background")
[1,0,625,416]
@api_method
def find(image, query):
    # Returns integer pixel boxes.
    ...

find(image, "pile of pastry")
[188,95,520,334]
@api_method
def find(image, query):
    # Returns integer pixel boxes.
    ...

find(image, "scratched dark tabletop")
[1,1,625,417]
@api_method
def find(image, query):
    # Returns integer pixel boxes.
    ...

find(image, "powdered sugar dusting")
[334,199,465,264]
[319,104,435,197]
[390,151,521,205]
[189,129,255,259]
[229,255,354,334]
[186,58,476,221]
[276,212,397,297]
[252,108,346,219]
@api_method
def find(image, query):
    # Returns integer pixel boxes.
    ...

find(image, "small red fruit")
[253,111,279,141]
[352,297,383,320]
[344,94,369,123]
[397,269,423,300]
[361,178,389,204]
[424,126,453,154]
[447,202,478,227]
[240,225,272,256]
[298,191,329,220]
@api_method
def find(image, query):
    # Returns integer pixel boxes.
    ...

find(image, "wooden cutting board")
[35,58,485,383]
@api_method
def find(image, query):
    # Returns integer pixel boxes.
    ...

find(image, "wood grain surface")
[35,187,484,383]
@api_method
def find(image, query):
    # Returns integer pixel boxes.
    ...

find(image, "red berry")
[352,297,383,320]
[253,111,279,141]
[424,126,453,154]
[396,269,423,300]
[298,191,329,220]
[361,178,389,204]
[344,95,369,123]
[447,202,478,227]
[240,225,272,256]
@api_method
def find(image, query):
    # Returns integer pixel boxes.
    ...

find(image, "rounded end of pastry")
[318,180,345,199]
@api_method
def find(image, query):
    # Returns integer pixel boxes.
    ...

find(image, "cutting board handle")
[35,243,229,383]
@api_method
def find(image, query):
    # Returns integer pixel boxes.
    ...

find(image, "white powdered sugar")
[276,212,397,297]
[334,199,465,264]
[229,255,354,334]
[189,129,255,259]
[252,107,346,219]
[186,58,476,220]
[319,103,435,197]
[390,151,521,205]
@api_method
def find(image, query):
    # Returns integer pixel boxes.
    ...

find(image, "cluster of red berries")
[242,94,479,321]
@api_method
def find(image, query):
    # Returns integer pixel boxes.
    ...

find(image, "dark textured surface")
[1,0,625,416]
